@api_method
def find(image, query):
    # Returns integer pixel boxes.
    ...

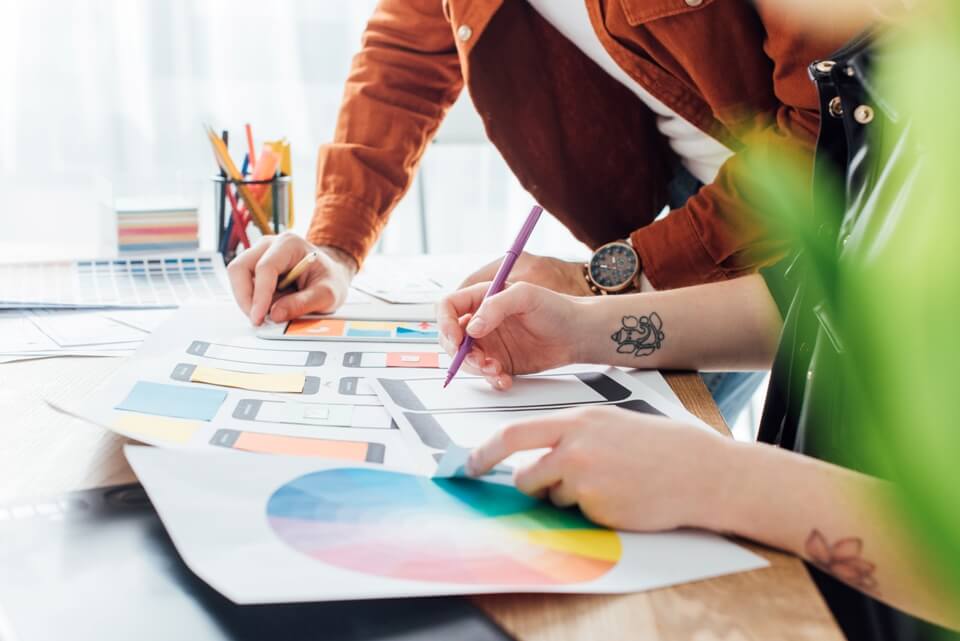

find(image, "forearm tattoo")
[805,529,878,593]
[611,313,664,357]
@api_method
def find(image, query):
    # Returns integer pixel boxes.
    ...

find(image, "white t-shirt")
[525,0,733,185]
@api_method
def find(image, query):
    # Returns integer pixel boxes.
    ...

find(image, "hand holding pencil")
[227,234,358,326]
[436,279,583,391]
[443,205,560,387]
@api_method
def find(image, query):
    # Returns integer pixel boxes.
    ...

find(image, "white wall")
[0,1,588,262]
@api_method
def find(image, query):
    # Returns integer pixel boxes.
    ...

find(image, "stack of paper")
[0,308,174,363]
[116,200,200,254]
[0,252,236,363]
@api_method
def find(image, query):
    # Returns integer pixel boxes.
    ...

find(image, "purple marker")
[443,204,544,388]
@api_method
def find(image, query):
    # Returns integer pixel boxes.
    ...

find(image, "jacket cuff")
[630,211,727,290]
[306,194,383,269]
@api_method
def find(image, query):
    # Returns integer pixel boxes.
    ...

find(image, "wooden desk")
[0,358,845,641]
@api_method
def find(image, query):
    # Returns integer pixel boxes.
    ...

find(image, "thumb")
[466,284,536,338]
[269,284,337,322]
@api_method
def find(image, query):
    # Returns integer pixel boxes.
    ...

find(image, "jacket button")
[457,24,473,42]
[828,96,844,118]
[815,60,836,73]
[854,105,875,124]
[685,0,704,6]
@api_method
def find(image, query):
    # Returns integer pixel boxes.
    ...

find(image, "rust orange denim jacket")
[307,0,865,289]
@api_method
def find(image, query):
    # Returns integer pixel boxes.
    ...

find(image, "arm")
[575,273,782,371]
[437,274,782,389]
[307,0,464,265]
[228,0,463,324]
[719,439,956,629]
[466,408,960,630]
[631,8,866,290]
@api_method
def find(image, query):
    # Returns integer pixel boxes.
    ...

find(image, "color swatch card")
[126,446,767,603]
[284,319,439,341]
[0,253,231,309]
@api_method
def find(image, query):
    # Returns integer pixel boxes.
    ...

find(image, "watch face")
[589,242,639,291]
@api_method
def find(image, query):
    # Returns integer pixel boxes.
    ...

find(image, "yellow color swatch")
[347,321,396,330]
[521,529,622,562]
[114,413,201,445]
[190,365,305,393]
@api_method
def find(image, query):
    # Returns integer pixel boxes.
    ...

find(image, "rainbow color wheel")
[266,468,621,585]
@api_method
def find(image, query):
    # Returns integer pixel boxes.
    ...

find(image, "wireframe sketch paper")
[370,367,714,474]
[61,303,457,470]
[126,445,768,604]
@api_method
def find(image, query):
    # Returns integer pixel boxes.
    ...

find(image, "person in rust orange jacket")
[227,0,866,419]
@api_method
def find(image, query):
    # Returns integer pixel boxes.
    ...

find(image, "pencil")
[217,130,229,254]
[245,123,257,169]
[204,125,272,235]
[277,251,319,290]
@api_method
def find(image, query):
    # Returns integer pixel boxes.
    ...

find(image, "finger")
[466,283,537,339]
[440,333,478,361]
[250,240,305,325]
[485,373,513,391]
[462,348,487,376]
[269,282,337,322]
[513,450,564,496]
[437,300,473,352]
[226,239,273,316]
[442,283,494,324]
[480,356,501,376]
[547,482,578,508]
[437,294,469,346]
[467,416,576,477]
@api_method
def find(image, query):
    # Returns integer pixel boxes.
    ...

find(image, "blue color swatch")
[344,328,391,338]
[115,381,227,421]
[396,326,439,339]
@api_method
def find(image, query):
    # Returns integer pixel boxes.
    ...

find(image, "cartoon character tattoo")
[805,529,878,592]
[610,313,665,357]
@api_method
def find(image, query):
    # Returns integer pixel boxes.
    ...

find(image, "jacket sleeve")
[630,7,844,290]
[630,122,817,289]
[307,0,463,266]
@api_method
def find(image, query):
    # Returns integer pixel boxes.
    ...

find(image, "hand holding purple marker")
[443,204,544,388]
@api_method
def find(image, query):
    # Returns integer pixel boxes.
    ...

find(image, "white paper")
[101,308,175,333]
[126,445,768,604]
[28,309,148,347]
[351,263,447,305]
[0,309,144,358]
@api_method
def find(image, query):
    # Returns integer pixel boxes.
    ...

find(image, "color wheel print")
[266,468,621,585]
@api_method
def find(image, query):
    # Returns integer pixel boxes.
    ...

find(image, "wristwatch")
[583,239,641,295]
